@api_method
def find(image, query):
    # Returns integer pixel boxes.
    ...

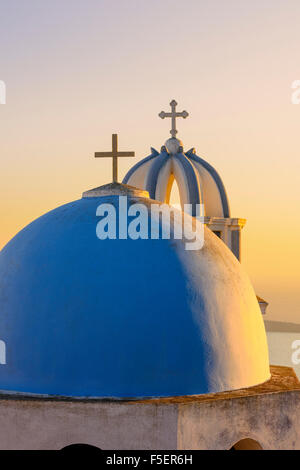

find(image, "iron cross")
[95,134,135,183]
[158,100,189,138]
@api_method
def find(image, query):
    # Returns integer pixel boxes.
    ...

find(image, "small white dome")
[165,137,183,155]
[123,146,230,218]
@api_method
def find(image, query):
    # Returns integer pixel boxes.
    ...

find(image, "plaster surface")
[0,366,298,450]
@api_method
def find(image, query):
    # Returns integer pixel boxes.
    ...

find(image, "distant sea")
[265,321,300,380]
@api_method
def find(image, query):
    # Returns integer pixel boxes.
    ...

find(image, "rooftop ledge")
[132,365,300,405]
[82,182,149,199]
[0,366,298,404]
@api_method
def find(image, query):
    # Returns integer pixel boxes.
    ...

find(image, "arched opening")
[168,177,181,210]
[61,443,102,453]
[229,438,263,450]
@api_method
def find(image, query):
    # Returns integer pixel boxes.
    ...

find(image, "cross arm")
[95,152,114,158]
[159,111,172,119]
[180,110,189,118]
[159,111,189,119]
[95,151,135,158]
[115,151,135,157]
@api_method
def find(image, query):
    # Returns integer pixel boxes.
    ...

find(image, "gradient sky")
[0,0,299,322]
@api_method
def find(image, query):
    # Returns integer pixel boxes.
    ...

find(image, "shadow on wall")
[229,438,263,450]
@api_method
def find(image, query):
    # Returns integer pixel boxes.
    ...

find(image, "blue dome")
[0,188,270,398]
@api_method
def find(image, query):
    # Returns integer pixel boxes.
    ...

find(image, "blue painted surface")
[122,148,159,185]
[145,149,169,199]
[0,195,216,398]
[0,193,271,398]
[173,153,201,216]
[186,149,230,218]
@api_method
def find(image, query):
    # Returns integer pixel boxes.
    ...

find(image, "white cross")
[159,100,189,138]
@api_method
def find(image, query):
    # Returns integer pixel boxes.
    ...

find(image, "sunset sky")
[0,0,299,322]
